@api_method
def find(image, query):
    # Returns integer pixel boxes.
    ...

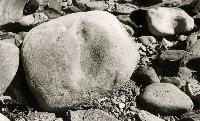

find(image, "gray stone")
[136,66,160,85]
[138,110,165,121]
[146,7,194,36]
[160,77,183,88]
[70,109,119,121]
[0,41,19,96]
[138,83,193,114]
[0,0,27,26]
[22,11,139,111]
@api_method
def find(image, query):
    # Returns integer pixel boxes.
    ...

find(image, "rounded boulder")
[22,11,139,111]
[138,83,193,114]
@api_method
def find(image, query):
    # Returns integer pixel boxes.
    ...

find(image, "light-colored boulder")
[146,7,194,36]
[0,41,19,95]
[0,113,10,121]
[138,83,193,114]
[22,10,139,111]
[0,0,27,26]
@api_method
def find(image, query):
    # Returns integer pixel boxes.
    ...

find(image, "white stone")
[146,7,194,36]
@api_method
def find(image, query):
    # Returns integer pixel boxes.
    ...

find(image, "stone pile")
[0,0,200,121]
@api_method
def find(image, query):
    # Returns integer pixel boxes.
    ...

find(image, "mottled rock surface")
[70,109,119,121]
[138,110,165,121]
[22,10,139,111]
[138,83,193,114]
[0,0,27,26]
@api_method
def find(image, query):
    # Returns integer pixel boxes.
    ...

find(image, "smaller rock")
[119,94,126,103]
[186,33,197,51]
[25,0,43,13]
[177,67,193,82]
[67,0,73,6]
[137,36,156,46]
[146,7,194,36]
[138,110,165,121]
[43,0,62,12]
[184,82,200,104]
[70,109,119,121]
[118,103,125,109]
[136,66,160,85]
[20,112,57,121]
[181,110,200,121]
[178,35,187,41]
[159,50,187,62]
[0,41,19,96]
[117,14,138,29]
[161,77,183,88]
[122,23,134,36]
[17,13,48,26]
[138,83,193,114]
[0,113,10,121]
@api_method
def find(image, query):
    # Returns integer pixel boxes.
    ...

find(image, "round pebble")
[119,103,125,109]
[138,83,193,114]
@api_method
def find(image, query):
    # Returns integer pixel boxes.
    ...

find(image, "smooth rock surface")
[160,77,183,88]
[0,0,27,26]
[0,41,19,95]
[138,83,193,114]
[0,113,10,121]
[146,7,194,36]
[136,66,160,85]
[70,109,119,121]
[22,11,139,111]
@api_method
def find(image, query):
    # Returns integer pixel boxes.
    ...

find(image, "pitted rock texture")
[138,83,193,114]
[146,7,194,36]
[0,41,19,96]
[22,10,139,111]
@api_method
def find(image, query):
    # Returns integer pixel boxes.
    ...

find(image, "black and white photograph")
[0,0,199,120]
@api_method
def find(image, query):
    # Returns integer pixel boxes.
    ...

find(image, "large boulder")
[146,7,194,36]
[138,83,193,114]
[0,0,27,26]
[0,41,19,95]
[22,10,139,111]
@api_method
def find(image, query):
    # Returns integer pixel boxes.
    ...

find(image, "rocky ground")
[0,0,200,121]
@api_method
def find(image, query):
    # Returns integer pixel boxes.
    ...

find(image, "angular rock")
[138,110,165,121]
[135,66,160,85]
[138,83,193,114]
[0,41,19,95]
[22,11,139,111]
[0,0,27,26]
[146,7,194,36]
[70,109,119,121]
